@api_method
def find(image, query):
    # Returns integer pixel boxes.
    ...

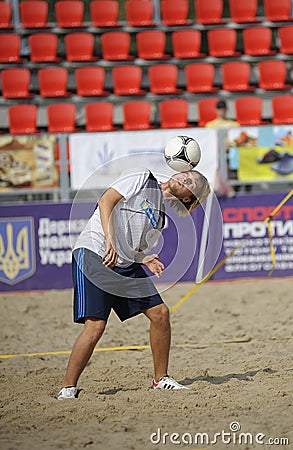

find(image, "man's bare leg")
[144,304,171,382]
[62,318,106,388]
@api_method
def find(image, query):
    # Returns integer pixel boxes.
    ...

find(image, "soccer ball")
[164,135,201,172]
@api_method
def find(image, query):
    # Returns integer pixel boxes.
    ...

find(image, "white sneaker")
[57,386,77,399]
[152,375,188,390]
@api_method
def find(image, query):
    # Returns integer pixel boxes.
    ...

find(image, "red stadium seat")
[85,102,118,131]
[90,1,121,27]
[112,66,146,96]
[0,33,23,63]
[136,30,170,60]
[38,67,71,97]
[8,105,38,134]
[222,61,255,92]
[264,0,293,22]
[185,63,218,93]
[125,1,156,27]
[207,29,241,57]
[197,98,218,127]
[279,26,293,54]
[20,1,49,28]
[100,31,134,61]
[195,0,227,24]
[159,99,191,128]
[123,100,155,130]
[55,1,85,28]
[228,0,261,23]
[65,32,98,61]
[0,2,13,29]
[235,97,266,125]
[272,95,293,124]
[47,103,79,132]
[75,67,109,96]
[172,30,205,59]
[29,33,61,63]
[148,64,183,95]
[243,27,276,56]
[258,61,291,91]
[1,68,33,99]
[161,0,192,26]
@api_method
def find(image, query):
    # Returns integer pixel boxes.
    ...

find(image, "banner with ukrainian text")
[206,192,293,280]
[0,192,291,291]
[0,203,88,291]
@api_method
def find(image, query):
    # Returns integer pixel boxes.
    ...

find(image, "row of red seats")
[5,96,293,135]
[1,62,292,99]
[0,0,292,29]
[1,27,293,64]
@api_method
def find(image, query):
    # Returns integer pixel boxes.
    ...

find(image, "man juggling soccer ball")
[57,136,210,399]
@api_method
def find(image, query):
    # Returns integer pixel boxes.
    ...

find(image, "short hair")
[216,100,227,109]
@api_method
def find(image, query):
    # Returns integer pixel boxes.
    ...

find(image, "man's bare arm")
[98,187,124,268]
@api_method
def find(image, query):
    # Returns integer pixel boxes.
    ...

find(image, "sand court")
[0,278,292,449]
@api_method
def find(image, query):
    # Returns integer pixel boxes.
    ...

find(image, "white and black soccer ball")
[164,135,201,172]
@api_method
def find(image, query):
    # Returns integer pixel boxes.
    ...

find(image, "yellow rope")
[267,219,276,277]
[170,236,251,313]
[263,189,293,224]
[262,189,293,277]
[0,340,252,360]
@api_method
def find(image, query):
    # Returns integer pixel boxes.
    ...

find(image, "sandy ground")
[1,278,293,450]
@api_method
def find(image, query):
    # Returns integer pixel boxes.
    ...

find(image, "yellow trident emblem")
[0,224,30,280]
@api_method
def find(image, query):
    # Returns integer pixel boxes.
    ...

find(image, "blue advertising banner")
[0,191,292,292]
[0,200,208,292]
[0,203,88,292]
[208,192,293,280]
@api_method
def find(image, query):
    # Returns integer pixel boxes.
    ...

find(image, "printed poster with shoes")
[227,125,293,182]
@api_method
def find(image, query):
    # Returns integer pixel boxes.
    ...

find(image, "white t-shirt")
[74,168,164,267]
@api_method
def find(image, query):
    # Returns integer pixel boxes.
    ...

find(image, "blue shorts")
[72,248,164,323]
